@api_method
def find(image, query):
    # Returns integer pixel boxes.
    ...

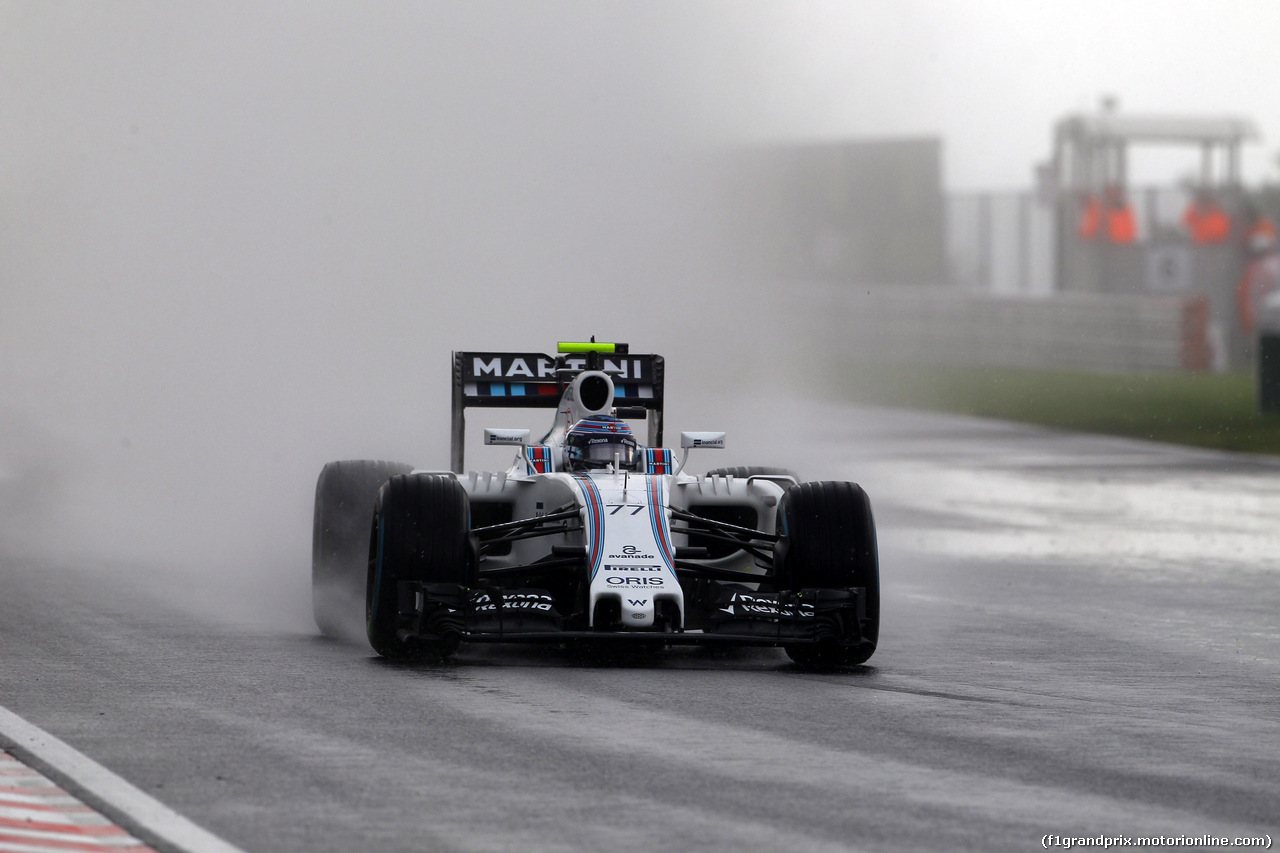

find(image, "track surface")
[2,405,1278,852]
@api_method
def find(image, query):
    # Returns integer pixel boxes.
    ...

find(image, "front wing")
[396,581,869,649]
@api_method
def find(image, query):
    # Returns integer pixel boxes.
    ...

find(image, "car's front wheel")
[367,474,473,659]
[774,480,879,666]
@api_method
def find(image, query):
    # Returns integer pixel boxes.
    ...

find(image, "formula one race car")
[311,342,879,666]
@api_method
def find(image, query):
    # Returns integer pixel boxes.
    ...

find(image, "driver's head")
[564,415,638,472]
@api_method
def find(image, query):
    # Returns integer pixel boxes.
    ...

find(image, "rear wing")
[451,348,665,473]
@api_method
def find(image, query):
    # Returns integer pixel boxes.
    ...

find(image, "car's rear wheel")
[312,460,414,639]
[775,480,879,667]
[367,474,473,659]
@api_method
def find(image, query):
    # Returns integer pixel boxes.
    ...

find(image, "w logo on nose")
[627,599,648,607]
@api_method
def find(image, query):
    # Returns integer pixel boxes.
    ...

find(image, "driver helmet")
[564,415,638,472]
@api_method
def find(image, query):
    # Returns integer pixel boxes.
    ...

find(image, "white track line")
[0,707,245,853]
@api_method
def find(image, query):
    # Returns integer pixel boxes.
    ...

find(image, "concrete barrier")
[806,284,1204,372]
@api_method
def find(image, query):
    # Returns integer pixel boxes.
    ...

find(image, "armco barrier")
[808,285,1206,372]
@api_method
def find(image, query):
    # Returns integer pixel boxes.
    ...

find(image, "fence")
[946,185,1213,295]
[942,185,1260,370]
[946,192,1056,295]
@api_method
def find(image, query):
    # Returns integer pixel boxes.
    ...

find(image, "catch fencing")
[946,192,1056,295]
[934,186,1241,371]
[946,185,1213,296]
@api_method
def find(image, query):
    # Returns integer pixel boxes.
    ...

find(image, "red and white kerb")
[0,751,156,852]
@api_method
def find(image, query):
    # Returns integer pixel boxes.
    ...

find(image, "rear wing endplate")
[451,350,665,473]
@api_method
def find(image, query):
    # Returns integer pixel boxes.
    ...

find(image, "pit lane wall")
[806,284,1208,372]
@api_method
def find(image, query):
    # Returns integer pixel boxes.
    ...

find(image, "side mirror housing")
[679,431,726,449]
[484,429,530,446]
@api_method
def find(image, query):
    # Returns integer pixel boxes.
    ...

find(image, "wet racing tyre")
[775,480,879,667]
[312,460,414,639]
[367,474,473,659]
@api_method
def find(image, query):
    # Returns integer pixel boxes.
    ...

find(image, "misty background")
[4,2,1280,627]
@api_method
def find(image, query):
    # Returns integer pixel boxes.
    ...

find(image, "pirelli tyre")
[367,474,473,659]
[774,481,879,667]
[312,460,414,639]
[706,466,799,481]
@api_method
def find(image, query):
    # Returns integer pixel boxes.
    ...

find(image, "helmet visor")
[575,436,638,470]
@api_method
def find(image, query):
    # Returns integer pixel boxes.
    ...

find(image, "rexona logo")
[603,565,662,573]
[473,592,555,613]
[721,592,812,618]
[606,576,664,586]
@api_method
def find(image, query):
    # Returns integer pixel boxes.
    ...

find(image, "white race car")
[312,342,879,666]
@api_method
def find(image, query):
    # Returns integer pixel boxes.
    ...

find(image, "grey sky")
[714,1,1280,188]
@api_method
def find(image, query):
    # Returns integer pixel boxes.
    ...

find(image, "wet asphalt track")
[2,404,1278,852]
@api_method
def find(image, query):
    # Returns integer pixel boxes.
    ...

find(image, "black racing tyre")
[367,474,472,659]
[706,466,799,481]
[775,481,879,666]
[312,460,414,639]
